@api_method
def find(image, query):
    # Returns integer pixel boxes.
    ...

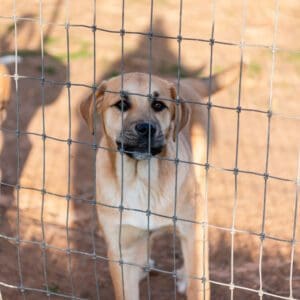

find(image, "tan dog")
[80,67,238,300]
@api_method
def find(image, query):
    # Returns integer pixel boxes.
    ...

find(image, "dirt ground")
[0,0,299,299]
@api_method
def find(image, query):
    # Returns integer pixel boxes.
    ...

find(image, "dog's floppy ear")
[170,85,190,142]
[80,81,107,134]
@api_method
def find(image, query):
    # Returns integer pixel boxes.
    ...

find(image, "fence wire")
[0,0,299,300]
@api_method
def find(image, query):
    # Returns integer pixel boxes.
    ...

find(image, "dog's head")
[80,73,189,160]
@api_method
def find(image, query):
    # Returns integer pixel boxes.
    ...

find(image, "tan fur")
[0,64,11,207]
[0,64,11,118]
[80,68,238,300]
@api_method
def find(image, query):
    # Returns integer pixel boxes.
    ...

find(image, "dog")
[80,66,239,300]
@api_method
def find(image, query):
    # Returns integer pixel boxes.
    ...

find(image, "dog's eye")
[151,100,166,112]
[114,100,130,112]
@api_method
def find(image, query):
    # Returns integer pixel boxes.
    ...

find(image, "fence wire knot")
[260,232,266,241]
[207,101,212,110]
[267,110,273,118]
[119,29,125,37]
[177,35,182,43]
[233,168,239,175]
[148,31,153,40]
[119,205,124,212]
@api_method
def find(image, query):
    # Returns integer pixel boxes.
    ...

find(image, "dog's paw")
[176,266,187,294]
[176,278,187,294]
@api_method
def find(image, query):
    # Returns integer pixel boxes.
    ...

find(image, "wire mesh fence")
[0,0,299,299]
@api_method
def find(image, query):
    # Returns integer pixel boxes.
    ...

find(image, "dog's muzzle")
[116,121,165,160]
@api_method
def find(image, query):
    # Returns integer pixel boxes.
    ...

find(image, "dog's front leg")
[104,225,148,300]
[178,222,210,300]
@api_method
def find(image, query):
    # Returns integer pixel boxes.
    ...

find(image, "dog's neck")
[98,135,176,186]
[96,134,193,212]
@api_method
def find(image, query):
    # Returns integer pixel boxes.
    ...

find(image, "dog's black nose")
[135,122,156,137]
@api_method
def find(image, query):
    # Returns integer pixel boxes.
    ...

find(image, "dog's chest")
[97,155,180,230]
[121,178,174,229]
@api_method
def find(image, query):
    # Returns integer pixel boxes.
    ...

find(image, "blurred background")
[0,0,299,299]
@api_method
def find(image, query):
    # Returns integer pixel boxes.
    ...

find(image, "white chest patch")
[96,153,185,230]
[120,177,173,230]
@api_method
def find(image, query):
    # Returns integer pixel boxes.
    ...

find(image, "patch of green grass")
[286,51,300,63]
[195,68,204,76]
[53,41,92,63]
[47,284,60,293]
[17,49,41,57]
[277,51,300,74]
[107,70,120,78]
[154,0,169,4]
[44,36,60,46]
[36,65,57,75]
[70,46,91,60]
[7,23,15,33]
[287,52,300,73]
[213,65,224,74]
[248,61,262,77]
[159,63,189,77]
[52,54,65,63]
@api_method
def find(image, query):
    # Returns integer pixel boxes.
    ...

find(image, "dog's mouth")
[116,141,164,160]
